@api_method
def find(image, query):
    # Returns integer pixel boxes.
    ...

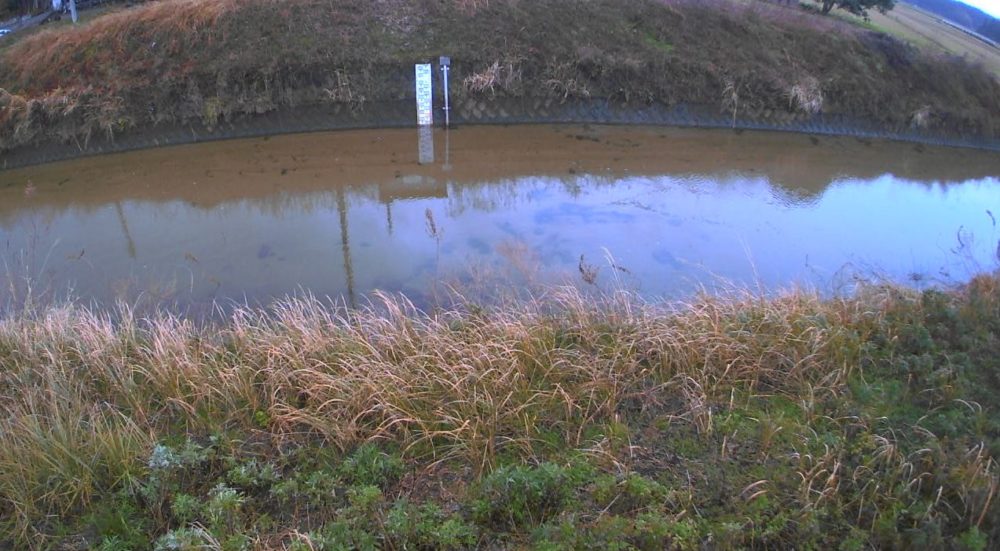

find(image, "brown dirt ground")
[0,0,997,154]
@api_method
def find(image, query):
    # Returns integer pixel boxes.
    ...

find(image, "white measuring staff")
[415,64,433,126]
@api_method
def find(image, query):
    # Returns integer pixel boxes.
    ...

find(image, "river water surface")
[1,125,998,310]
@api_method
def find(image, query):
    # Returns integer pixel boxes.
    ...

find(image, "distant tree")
[814,0,896,17]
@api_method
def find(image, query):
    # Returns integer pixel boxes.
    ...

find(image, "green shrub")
[169,493,201,525]
[634,512,696,551]
[533,512,699,551]
[386,500,477,549]
[154,527,212,551]
[269,467,340,509]
[338,444,404,489]
[141,439,218,507]
[532,514,633,550]
[346,485,384,513]
[205,484,245,535]
[957,527,988,551]
[88,494,150,551]
[471,462,575,530]
[303,521,378,551]
[591,473,668,514]
[226,459,280,493]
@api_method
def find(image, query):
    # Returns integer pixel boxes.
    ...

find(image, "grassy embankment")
[1,0,999,154]
[834,3,1000,77]
[0,275,999,549]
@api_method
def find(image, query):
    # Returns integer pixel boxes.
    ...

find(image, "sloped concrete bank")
[2,97,998,170]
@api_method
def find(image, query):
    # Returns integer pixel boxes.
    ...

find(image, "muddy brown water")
[1,125,998,311]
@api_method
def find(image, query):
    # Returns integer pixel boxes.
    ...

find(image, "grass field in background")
[863,3,1000,76]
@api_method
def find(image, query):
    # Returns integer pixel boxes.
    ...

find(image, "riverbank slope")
[0,0,999,157]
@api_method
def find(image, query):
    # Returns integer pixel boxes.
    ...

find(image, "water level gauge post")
[415,63,433,127]
[439,56,451,128]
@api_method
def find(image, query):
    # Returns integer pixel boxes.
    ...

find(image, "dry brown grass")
[910,104,932,129]
[864,3,1000,78]
[0,282,894,541]
[3,0,237,91]
[462,60,522,96]
[1,272,999,546]
[788,75,824,115]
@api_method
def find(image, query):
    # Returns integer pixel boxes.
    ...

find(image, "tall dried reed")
[0,281,904,541]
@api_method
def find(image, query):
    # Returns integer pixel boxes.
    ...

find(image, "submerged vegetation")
[0,274,998,549]
[0,0,998,154]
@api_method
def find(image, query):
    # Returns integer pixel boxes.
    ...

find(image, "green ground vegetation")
[829,2,1000,77]
[0,274,998,549]
[0,0,997,154]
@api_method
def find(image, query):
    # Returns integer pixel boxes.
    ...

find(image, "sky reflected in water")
[1,125,998,310]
